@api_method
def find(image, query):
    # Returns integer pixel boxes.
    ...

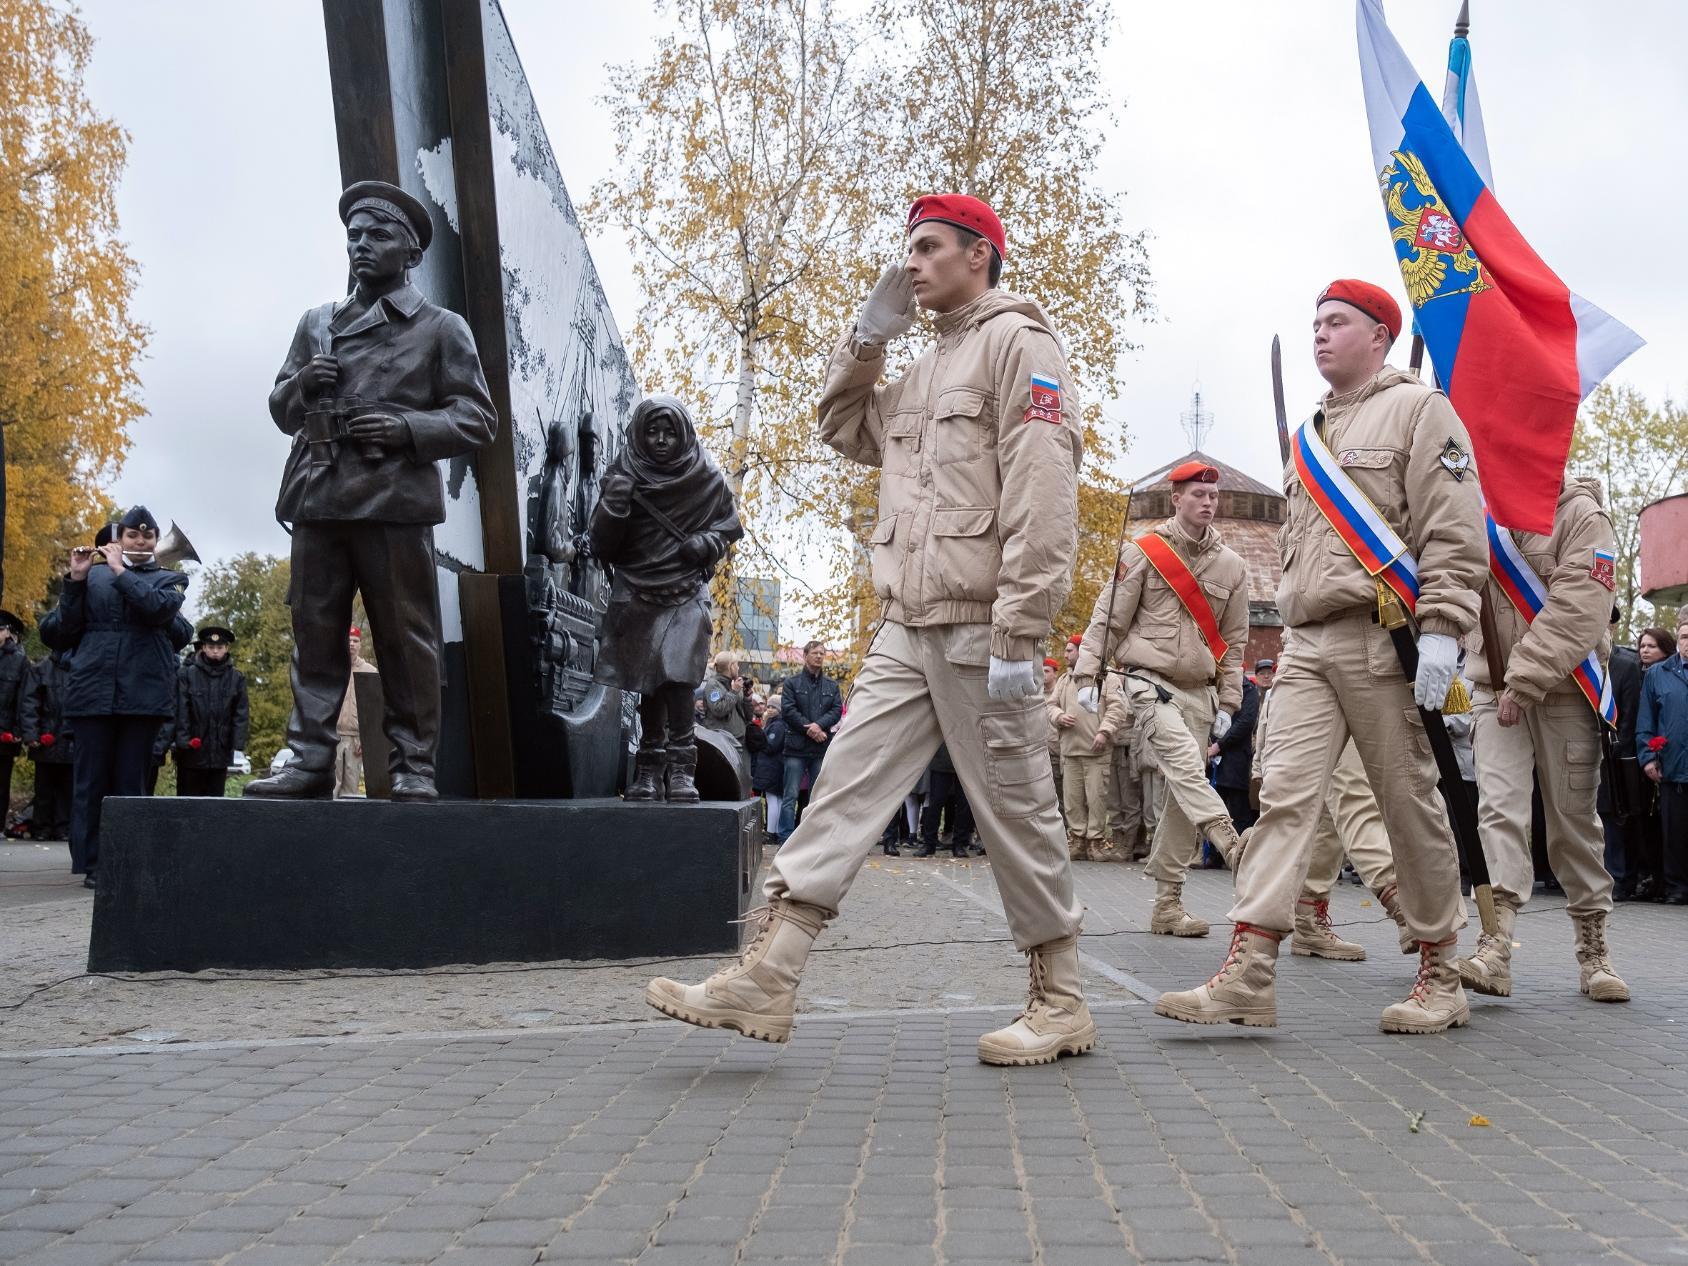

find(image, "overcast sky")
[78,1,1685,635]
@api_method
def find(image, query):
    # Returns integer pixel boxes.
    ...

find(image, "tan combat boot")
[644,899,829,1043]
[1572,912,1630,1003]
[1291,896,1366,961]
[977,933,1097,1065]
[1453,903,1515,997]
[1154,924,1280,1027]
[1206,817,1245,869]
[1380,937,1470,1034]
[1066,832,1086,862]
[1376,883,1414,954]
[1150,881,1210,936]
[1087,835,1124,863]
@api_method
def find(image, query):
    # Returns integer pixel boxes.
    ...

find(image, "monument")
[86,0,758,972]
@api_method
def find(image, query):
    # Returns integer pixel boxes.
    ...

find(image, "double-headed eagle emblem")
[1380,150,1491,308]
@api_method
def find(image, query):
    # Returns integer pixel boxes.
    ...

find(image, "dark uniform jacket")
[750,717,786,793]
[0,641,27,750]
[174,654,250,770]
[20,654,74,766]
[269,284,497,524]
[1213,678,1260,791]
[780,669,842,757]
[39,561,193,718]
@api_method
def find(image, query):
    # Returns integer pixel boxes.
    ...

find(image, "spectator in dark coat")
[1211,676,1260,833]
[38,509,193,885]
[1637,620,1688,904]
[777,641,842,842]
[173,626,251,798]
[916,744,976,859]
[750,704,787,842]
[0,611,29,821]
[1600,620,1645,898]
[20,651,75,840]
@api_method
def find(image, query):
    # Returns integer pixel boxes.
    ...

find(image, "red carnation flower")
[189,737,203,750]
[40,733,55,746]
[1648,736,1668,752]
[0,732,13,744]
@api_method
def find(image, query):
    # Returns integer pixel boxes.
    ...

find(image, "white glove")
[1414,632,1459,711]
[1075,685,1099,714]
[1212,710,1232,741]
[855,265,917,345]
[986,656,1040,702]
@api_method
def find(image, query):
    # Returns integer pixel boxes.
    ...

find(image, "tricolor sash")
[1484,512,1617,727]
[1134,532,1228,665]
[1292,418,1420,613]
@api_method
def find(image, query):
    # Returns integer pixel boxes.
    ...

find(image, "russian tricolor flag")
[1356,0,1643,535]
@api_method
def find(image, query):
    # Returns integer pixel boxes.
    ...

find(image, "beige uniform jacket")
[1276,367,1485,638]
[1047,670,1127,759]
[1469,478,1614,708]
[336,655,376,739]
[818,289,1082,662]
[1074,520,1249,713]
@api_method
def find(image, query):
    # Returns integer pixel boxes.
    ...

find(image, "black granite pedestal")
[87,796,759,972]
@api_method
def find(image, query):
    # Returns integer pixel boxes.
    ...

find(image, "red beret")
[1067,633,1084,647]
[1168,460,1219,485]
[907,194,1006,261]
[1043,657,1060,669]
[350,626,363,637]
[1318,279,1402,342]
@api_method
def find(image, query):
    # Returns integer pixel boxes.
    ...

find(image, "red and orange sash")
[1134,533,1228,665]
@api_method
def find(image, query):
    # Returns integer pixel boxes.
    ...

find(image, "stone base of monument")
[86,796,760,973]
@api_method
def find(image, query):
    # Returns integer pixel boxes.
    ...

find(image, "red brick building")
[1127,449,1286,668]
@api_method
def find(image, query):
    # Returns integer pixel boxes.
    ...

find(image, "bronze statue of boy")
[245,180,497,803]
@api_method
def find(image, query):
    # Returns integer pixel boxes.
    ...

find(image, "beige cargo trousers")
[1229,613,1465,942]
[1126,671,1232,884]
[765,621,1083,951]
[1471,688,1613,917]
[1303,739,1399,898]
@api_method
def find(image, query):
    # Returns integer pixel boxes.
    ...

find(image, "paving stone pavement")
[3,846,1687,1265]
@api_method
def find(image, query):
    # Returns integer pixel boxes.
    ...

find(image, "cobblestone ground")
[3,838,1687,1264]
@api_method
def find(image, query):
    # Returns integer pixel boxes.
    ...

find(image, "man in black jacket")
[1210,675,1260,834]
[777,641,842,843]
[174,626,250,798]
[1600,606,1646,899]
[0,610,28,820]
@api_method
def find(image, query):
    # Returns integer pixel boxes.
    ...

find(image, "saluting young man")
[647,194,1094,1066]
[1455,478,1630,1002]
[1074,461,1250,937]
[1156,280,1486,1035]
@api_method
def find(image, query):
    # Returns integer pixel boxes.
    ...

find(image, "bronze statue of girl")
[584,395,742,802]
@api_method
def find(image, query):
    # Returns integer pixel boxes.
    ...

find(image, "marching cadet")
[1455,478,1630,1002]
[1048,637,1127,861]
[0,610,28,816]
[1075,460,1250,936]
[1156,280,1486,1034]
[647,193,1095,1065]
[173,626,250,798]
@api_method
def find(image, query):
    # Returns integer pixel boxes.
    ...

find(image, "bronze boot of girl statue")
[576,393,743,806]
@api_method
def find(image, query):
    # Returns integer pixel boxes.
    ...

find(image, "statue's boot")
[645,899,829,1042]
[1573,911,1630,1003]
[1150,881,1209,937]
[977,933,1096,1066]
[1291,895,1366,960]
[666,741,701,804]
[1454,903,1515,997]
[625,743,665,802]
[242,763,335,800]
[390,772,438,803]
[1376,883,1415,954]
[1381,937,1470,1034]
[1154,924,1281,1027]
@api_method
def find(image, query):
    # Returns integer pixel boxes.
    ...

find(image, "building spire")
[1180,385,1214,452]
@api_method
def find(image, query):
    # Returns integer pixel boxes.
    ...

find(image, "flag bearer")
[1455,479,1630,1002]
[1074,461,1250,936]
[646,194,1094,1065]
[1156,280,1486,1034]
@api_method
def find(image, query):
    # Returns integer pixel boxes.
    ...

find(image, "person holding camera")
[39,509,193,886]
[700,651,754,749]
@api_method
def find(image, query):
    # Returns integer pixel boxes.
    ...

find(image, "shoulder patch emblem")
[1439,437,1470,481]
[1591,548,1616,591]
[1024,373,1063,425]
